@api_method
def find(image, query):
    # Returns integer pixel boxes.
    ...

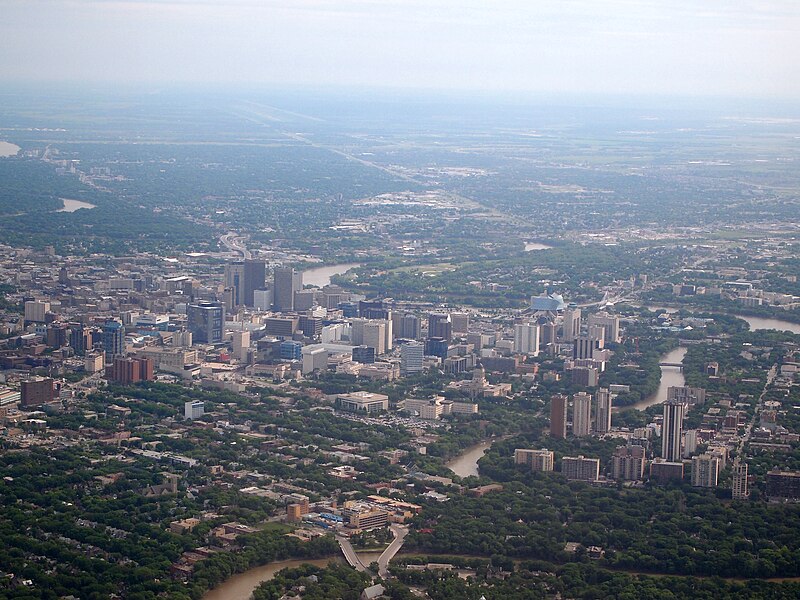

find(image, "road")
[737,363,777,453]
[335,534,368,572]
[377,525,409,577]
[219,233,251,259]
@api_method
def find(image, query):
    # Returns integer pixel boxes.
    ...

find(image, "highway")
[219,233,251,259]
[377,524,409,577]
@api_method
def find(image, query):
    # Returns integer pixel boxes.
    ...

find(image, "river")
[58,198,96,212]
[0,142,21,157]
[303,263,360,288]
[203,557,343,600]
[627,346,688,412]
[446,439,495,478]
[736,315,800,335]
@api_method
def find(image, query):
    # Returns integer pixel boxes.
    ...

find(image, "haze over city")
[3,0,800,97]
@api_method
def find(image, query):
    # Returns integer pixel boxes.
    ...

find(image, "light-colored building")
[302,346,328,374]
[514,448,554,472]
[691,454,720,488]
[587,312,620,344]
[184,400,205,420]
[24,300,50,323]
[337,391,389,413]
[514,322,540,356]
[400,341,424,375]
[572,392,592,437]
[84,351,105,374]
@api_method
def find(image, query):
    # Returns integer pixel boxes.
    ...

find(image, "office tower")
[243,259,266,307]
[451,312,470,335]
[358,299,386,318]
[588,312,621,344]
[572,392,592,437]
[273,267,302,312]
[231,330,250,361]
[172,329,193,347]
[514,449,554,472]
[571,366,599,387]
[400,341,424,375]
[650,459,685,483]
[766,471,800,501]
[298,315,323,338]
[514,322,540,356]
[427,313,452,342]
[362,321,386,355]
[691,454,720,488]
[731,459,749,500]
[562,304,581,341]
[352,345,376,364]
[279,340,303,361]
[662,399,685,462]
[224,262,245,307]
[424,337,449,360]
[561,456,600,481]
[187,301,225,344]
[184,400,205,420]
[595,388,612,433]
[396,313,421,340]
[253,289,272,311]
[102,319,125,360]
[611,445,645,481]
[24,300,50,323]
[550,394,568,439]
[302,346,328,374]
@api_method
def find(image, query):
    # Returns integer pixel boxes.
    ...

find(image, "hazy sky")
[3,0,800,97]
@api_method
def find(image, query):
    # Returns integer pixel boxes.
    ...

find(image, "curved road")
[377,525,408,577]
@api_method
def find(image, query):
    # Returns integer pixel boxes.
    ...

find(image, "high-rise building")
[184,400,205,420]
[362,321,386,355]
[572,392,592,437]
[766,470,800,501]
[273,267,303,312]
[187,301,225,344]
[451,312,470,335]
[514,449,554,472]
[691,454,720,488]
[667,386,706,406]
[231,330,250,361]
[587,312,621,344]
[562,305,581,341]
[683,429,698,458]
[561,456,600,481]
[69,324,93,356]
[574,329,604,360]
[223,262,245,307]
[102,319,126,360]
[611,445,645,481]
[595,388,612,433]
[400,341,424,375]
[514,322,540,356]
[427,313,452,342]
[550,394,568,439]
[650,459,684,483]
[662,399,685,462]
[395,313,421,340]
[24,300,50,323]
[21,377,57,407]
[108,356,155,384]
[352,345,376,364]
[242,259,266,307]
[731,459,749,500]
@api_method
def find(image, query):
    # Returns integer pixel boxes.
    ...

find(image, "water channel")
[302,263,360,288]
[203,557,343,600]
[58,198,97,212]
[627,346,688,412]
[446,438,496,478]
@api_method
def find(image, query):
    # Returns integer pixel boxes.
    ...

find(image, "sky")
[2,0,800,98]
